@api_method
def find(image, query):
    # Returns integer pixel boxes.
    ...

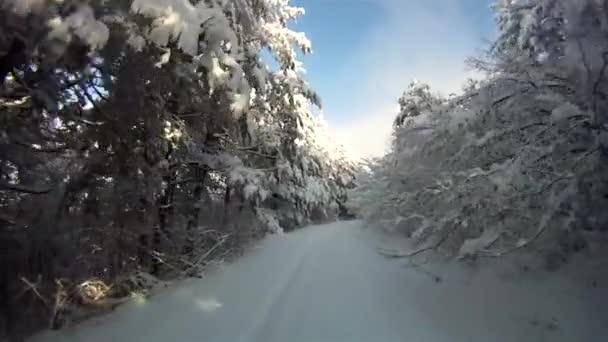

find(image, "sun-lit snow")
[46,5,109,50]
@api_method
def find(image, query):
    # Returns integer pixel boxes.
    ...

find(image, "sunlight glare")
[195,298,223,313]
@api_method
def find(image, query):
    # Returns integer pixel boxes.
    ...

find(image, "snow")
[154,48,171,68]
[469,130,496,147]
[69,6,109,50]
[131,0,209,55]
[200,55,230,90]
[227,165,269,202]
[31,221,608,342]
[47,5,109,51]
[537,51,550,63]
[126,34,146,52]
[256,208,284,234]
[551,102,584,122]
[230,92,251,118]
[458,228,503,258]
[447,108,477,131]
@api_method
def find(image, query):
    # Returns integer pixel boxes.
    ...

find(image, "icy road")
[34,221,606,342]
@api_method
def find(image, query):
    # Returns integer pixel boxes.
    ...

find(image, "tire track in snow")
[236,227,327,342]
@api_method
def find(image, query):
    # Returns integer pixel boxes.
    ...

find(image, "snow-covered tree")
[352,0,608,268]
[394,80,443,127]
[0,1,355,338]
[490,0,608,124]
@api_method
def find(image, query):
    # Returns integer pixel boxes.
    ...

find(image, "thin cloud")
[328,0,489,158]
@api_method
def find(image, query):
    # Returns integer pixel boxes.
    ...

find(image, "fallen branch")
[402,261,442,283]
[378,245,437,259]
[480,191,564,257]
[20,276,50,308]
[478,223,548,258]
[148,251,183,274]
[1,181,52,194]
[51,280,70,329]
[378,231,452,259]
[183,234,230,276]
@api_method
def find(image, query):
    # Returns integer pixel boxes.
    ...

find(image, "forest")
[0,0,356,339]
[352,0,608,266]
[2,0,608,340]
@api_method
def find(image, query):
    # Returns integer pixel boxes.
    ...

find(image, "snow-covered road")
[34,221,606,342]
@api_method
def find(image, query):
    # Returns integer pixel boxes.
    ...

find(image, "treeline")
[0,0,355,339]
[351,0,608,265]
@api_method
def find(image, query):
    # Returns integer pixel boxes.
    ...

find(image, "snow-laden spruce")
[0,0,356,337]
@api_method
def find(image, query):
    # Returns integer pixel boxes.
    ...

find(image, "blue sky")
[290,0,496,157]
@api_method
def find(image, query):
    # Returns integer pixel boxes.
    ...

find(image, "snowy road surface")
[34,221,606,342]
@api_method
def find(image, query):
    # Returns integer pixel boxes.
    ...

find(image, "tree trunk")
[223,185,231,224]
[137,182,151,270]
[184,167,207,257]
[152,171,175,275]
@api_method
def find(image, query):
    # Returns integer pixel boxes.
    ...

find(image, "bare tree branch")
[184,234,230,275]
[19,276,50,308]
[377,229,453,259]
[0,181,52,194]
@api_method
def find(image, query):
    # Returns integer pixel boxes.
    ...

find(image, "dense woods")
[351,0,608,265]
[4,0,608,340]
[0,0,355,339]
